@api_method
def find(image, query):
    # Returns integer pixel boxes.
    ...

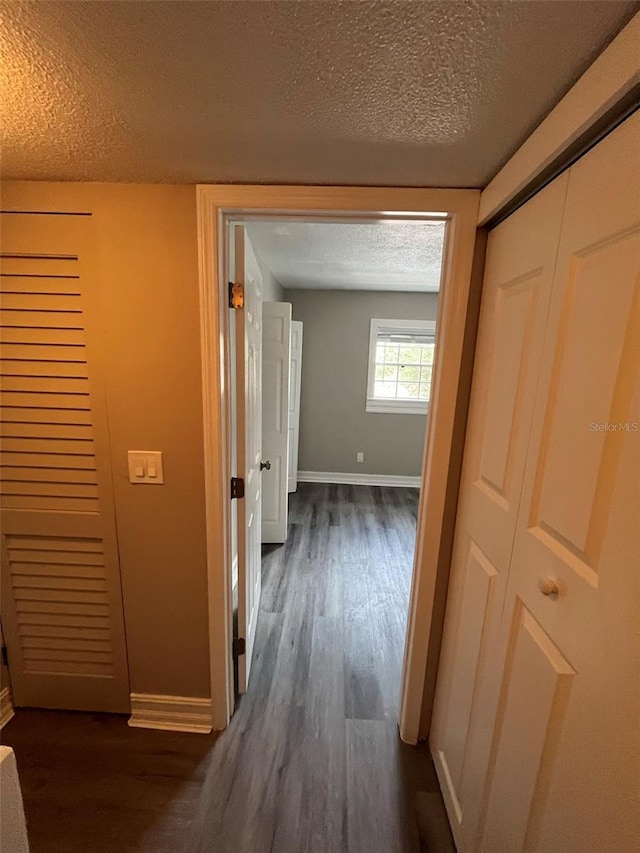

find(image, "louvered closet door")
[0,212,130,713]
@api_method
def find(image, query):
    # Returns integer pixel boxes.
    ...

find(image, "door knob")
[260,460,271,471]
[539,578,559,597]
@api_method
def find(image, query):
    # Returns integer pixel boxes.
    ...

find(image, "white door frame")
[197,185,480,734]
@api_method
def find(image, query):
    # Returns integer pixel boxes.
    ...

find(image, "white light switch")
[128,451,164,484]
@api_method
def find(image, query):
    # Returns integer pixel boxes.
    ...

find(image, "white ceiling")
[1,2,637,187]
[247,221,446,292]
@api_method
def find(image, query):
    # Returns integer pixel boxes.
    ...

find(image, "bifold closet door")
[478,111,640,853]
[429,173,569,850]
[432,111,640,853]
[0,212,130,713]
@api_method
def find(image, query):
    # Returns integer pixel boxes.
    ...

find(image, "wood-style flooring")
[2,484,454,853]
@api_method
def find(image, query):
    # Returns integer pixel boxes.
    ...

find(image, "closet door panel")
[482,112,640,853]
[430,174,569,849]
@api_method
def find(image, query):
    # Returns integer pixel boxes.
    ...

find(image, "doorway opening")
[197,185,480,743]
[228,218,445,708]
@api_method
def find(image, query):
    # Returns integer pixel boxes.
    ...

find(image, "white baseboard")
[128,693,213,734]
[297,470,421,488]
[0,687,15,729]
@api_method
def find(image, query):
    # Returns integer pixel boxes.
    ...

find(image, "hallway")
[189,483,450,852]
[4,484,453,852]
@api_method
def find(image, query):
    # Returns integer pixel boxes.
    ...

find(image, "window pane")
[418,383,431,400]
[420,365,433,384]
[382,365,398,381]
[384,344,400,363]
[376,343,386,363]
[373,366,398,384]
[399,364,420,382]
[375,381,397,398]
[399,346,421,364]
[421,345,435,365]
[398,382,420,399]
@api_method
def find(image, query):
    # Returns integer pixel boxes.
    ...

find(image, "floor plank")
[2,483,454,852]
[1,710,214,853]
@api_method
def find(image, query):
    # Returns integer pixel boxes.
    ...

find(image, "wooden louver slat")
[0,252,101,514]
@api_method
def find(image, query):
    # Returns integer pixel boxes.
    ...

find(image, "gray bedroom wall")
[288,288,439,477]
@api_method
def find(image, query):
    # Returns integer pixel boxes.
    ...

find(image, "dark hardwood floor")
[2,484,454,853]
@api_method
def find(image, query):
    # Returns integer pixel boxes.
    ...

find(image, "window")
[366,318,436,414]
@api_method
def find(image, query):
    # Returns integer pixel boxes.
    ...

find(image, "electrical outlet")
[356,451,364,463]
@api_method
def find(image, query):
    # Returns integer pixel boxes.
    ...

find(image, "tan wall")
[1,181,210,699]
[289,288,439,477]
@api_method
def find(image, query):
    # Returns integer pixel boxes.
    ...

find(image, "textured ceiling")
[1,1,637,187]
[247,221,446,292]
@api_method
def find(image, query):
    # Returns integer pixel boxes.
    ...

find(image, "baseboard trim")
[128,693,213,734]
[0,687,15,729]
[297,470,421,488]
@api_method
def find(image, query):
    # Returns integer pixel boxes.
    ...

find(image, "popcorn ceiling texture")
[247,221,446,292]
[0,0,636,187]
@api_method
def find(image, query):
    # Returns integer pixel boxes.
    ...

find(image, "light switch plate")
[128,451,164,484]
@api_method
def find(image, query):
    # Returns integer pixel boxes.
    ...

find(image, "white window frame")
[366,318,437,415]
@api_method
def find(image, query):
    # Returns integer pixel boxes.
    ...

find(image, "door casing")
[197,186,480,736]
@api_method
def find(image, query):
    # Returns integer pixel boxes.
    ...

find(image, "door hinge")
[229,281,244,309]
[232,637,246,658]
[230,476,245,500]
[1,645,8,668]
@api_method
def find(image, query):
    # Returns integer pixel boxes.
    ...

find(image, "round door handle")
[260,460,271,471]
[539,578,559,597]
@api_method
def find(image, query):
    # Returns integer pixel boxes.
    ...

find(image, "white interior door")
[0,212,130,713]
[234,226,263,692]
[261,302,291,543]
[430,173,569,850]
[432,112,640,852]
[288,320,303,493]
[478,112,640,853]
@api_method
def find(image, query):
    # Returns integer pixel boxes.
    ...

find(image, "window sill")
[366,399,429,416]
